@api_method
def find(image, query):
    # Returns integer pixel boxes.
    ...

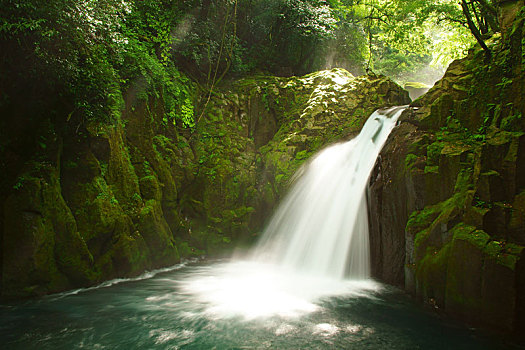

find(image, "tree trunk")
[461,0,492,59]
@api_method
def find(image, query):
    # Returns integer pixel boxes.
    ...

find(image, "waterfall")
[253,106,407,280]
[181,106,407,319]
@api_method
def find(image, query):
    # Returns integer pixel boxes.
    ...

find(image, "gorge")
[1,0,525,348]
[0,106,515,349]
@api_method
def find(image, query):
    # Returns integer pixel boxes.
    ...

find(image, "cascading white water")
[253,106,407,279]
[181,106,407,319]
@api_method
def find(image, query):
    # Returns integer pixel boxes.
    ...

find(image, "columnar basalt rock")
[369,8,525,333]
[1,69,409,298]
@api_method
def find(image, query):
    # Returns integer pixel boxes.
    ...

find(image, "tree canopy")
[0,0,505,128]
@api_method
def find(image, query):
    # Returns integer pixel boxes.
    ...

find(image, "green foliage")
[0,0,195,128]
[0,0,505,133]
[1,0,123,120]
[501,112,523,132]
[326,0,476,83]
[12,176,25,190]
[122,0,184,63]
[0,0,483,109]
[173,0,339,77]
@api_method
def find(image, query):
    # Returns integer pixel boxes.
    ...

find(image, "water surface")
[0,260,518,349]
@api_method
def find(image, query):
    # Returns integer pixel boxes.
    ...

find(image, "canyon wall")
[369,5,525,333]
[0,69,408,298]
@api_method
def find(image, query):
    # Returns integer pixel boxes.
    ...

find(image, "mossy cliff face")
[175,69,408,253]
[369,5,525,333]
[0,68,408,298]
[220,69,410,229]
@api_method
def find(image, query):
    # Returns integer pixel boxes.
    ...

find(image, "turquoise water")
[0,260,520,349]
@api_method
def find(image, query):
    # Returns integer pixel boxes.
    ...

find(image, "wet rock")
[1,68,408,297]
[369,10,525,332]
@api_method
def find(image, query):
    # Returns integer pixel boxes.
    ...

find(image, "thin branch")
[190,0,237,139]
[436,15,468,29]
[461,0,491,59]
[477,0,498,20]
[469,1,486,34]
[364,15,390,26]
[476,0,500,32]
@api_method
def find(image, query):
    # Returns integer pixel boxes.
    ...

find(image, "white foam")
[180,261,381,319]
[179,107,405,320]
[253,106,406,279]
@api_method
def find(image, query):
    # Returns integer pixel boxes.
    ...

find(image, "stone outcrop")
[369,6,525,333]
[0,68,408,298]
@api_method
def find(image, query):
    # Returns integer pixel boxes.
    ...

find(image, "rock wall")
[369,6,525,333]
[0,68,409,298]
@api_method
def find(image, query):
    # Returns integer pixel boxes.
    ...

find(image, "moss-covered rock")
[369,8,525,333]
[404,81,431,100]
[2,163,95,297]
[179,68,409,249]
[1,67,408,298]
[137,199,179,266]
[249,69,409,206]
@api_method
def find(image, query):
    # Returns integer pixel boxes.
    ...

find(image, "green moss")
[418,244,451,275]
[107,127,141,211]
[424,165,439,174]
[409,189,471,252]
[153,134,178,163]
[176,241,204,258]
[137,199,179,266]
[407,205,440,234]
[480,169,500,177]
[3,171,73,296]
[295,150,310,160]
[414,228,431,251]
[450,223,489,250]
[453,168,475,193]
[426,142,444,165]
[447,223,523,271]
[139,175,161,201]
[415,243,452,304]
[404,153,419,170]
[109,232,150,276]
[139,199,155,217]
[484,240,524,270]
[501,112,523,131]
